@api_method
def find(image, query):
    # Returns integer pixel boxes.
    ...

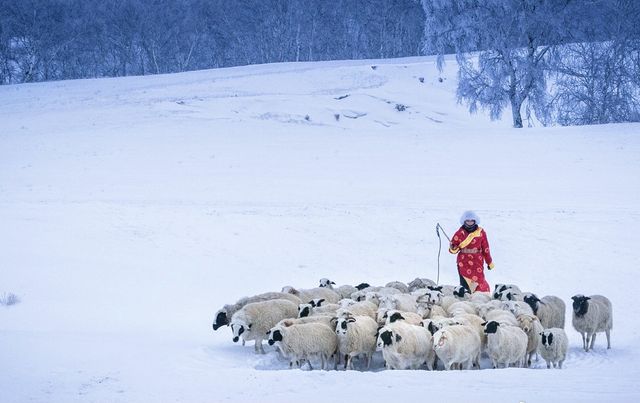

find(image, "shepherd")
[448,211,495,293]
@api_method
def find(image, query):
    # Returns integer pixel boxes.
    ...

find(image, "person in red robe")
[448,211,495,293]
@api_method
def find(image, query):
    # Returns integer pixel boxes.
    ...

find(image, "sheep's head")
[355,283,370,291]
[387,311,405,324]
[267,328,283,345]
[571,295,590,316]
[212,309,228,331]
[335,317,356,336]
[483,320,500,334]
[231,322,251,343]
[453,286,470,298]
[376,328,401,350]
[517,314,534,333]
[319,278,335,288]
[540,330,554,348]
[298,304,312,318]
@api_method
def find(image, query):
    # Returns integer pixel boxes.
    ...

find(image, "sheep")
[416,301,447,319]
[417,289,444,306]
[523,294,566,329]
[376,321,435,370]
[516,314,544,367]
[212,292,302,330]
[483,321,528,368]
[378,293,418,312]
[318,278,358,299]
[334,300,378,320]
[446,301,477,317]
[427,285,458,297]
[297,302,339,318]
[538,328,569,369]
[432,324,482,370]
[571,294,613,352]
[476,300,504,319]
[493,284,522,299]
[407,277,437,292]
[334,315,379,370]
[469,292,492,305]
[451,313,487,348]
[282,286,341,304]
[483,309,519,327]
[385,281,410,294]
[230,299,299,354]
[502,300,534,317]
[382,310,424,326]
[277,316,334,329]
[267,321,338,370]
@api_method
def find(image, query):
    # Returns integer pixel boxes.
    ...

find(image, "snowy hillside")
[1,56,639,403]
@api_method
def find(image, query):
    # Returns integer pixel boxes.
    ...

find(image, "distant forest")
[1,0,638,126]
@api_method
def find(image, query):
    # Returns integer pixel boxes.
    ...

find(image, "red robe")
[448,226,494,292]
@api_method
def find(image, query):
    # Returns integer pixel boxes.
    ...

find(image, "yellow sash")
[459,227,483,249]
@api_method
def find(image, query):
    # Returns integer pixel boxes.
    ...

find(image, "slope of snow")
[1,55,639,402]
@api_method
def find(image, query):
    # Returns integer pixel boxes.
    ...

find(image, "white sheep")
[432,324,482,370]
[297,302,339,318]
[538,328,569,369]
[523,294,566,329]
[382,309,424,326]
[571,294,613,352]
[230,299,299,354]
[416,302,447,319]
[483,321,528,368]
[376,321,435,370]
[385,281,410,294]
[334,315,379,370]
[378,293,418,312]
[212,292,302,330]
[482,308,519,327]
[493,284,522,299]
[318,278,358,299]
[267,321,338,370]
[469,292,492,305]
[335,300,378,321]
[502,300,534,317]
[282,286,341,304]
[516,314,544,367]
[476,300,504,320]
[407,277,437,292]
[446,301,477,317]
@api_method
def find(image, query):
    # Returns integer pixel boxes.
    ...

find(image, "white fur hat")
[460,210,480,225]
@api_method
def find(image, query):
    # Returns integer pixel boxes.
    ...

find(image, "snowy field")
[1,56,639,402]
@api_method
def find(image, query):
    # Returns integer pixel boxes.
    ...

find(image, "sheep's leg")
[343,354,349,370]
[365,354,372,370]
[606,329,611,349]
[583,333,590,351]
[559,360,564,369]
[580,332,587,350]
[589,333,597,350]
[546,361,551,369]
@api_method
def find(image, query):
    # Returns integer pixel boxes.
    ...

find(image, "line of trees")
[1,0,638,127]
[0,0,424,84]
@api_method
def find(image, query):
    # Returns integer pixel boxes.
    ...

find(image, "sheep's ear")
[395,334,402,342]
[347,317,356,323]
[585,296,591,301]
[248,323,252,329]
[331,281,336,285]
[317,298,325,306]
[481,321,487,326]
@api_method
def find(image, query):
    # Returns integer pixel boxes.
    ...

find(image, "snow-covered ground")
[1,55,639,402]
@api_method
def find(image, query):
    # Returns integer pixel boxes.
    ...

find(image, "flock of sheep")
[211,277,613,371]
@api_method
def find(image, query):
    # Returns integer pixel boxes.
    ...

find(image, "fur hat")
[460,210,480,225]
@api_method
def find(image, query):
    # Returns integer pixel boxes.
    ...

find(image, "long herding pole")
[435,223,451,285]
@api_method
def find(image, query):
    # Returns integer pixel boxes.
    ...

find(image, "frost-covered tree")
[422,0,577,128]
[546,0,640,125]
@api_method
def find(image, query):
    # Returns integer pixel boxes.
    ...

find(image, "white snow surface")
[1,56,639,402]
